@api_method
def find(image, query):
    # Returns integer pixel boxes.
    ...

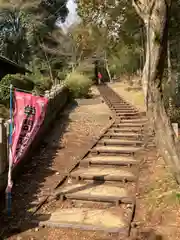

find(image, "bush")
[0,74,34,102]
[169,108,180,123]
[57,71,69,81]
[163,82,180,124]
[64,71,92,98]
[33,77,52,95]
[0,104,9,119]
[76,62,94,80]
[109,64,117,78]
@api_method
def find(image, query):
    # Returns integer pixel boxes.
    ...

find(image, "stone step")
[108,127,142,133]
[111,104,128,106]
[119,118,147,123]
[111,107,133,111]
[109,101,127,103]
[70,167,136,182]
[117,112,139,116]
[109,100,126,103]
[92,146,141,154]
[114,108,136,111]
[115,116,145,121]
[105,132,141,139]
[113,123,144,128]
[57,183,133,203]
[111,105,132,107]
[82,155,139,166]
[112,105,133,107]
[112,106,132,110]
[115,110,138,114]
[99,138,142,146]
[36,207,131,233]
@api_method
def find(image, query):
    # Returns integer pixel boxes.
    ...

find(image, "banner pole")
[6,84,13,216]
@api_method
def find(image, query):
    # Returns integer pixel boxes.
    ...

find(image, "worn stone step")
[114,108,137,112]
[92,146,141,154]
[115,111,138,115]
[99,138,142,146]
[112,106,131,109]
[115,112,139,116]
[111,107,133,111]
[111,104,127,106]
[111,104,129,106]
[82,155,139,166]
[113,123,144,128]
[116,116,143,120]
[111,105,131,108]
[36,207,131,233]
[117,112,139,116]
[105,132,141,139]
[70,166,136,182]
[119,118,147,123]
[57,183,133,203]
[109,100,126,103]
[110,101,129,104]
[108,127,142,133]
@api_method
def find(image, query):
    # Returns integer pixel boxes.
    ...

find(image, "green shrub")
[109,64,117,78]
[0,104,9,119]
[169,108,180,123]
[0,74,34,102]
[163,82,180,125]
[57,71,68,81]
[64,71,92,98]
[33,76,52,95]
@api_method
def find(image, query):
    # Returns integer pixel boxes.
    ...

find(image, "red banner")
[12,90,49,165]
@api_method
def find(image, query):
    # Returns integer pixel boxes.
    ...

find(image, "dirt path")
[108,81,145,113]
[0,87,112,240]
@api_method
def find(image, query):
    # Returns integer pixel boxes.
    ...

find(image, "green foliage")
[0,8,30,65]
[169,108,180,124]
[109,44,141,76]
[0,0,70,90]
[57,71,69,81]
[0,74,34,102]
[64,71,92,98]
[33,79,52,95]
[163,81,180,125]
[76,0,144,80]
[26,61,53,94]
[76,62,94,80]
[0,104,9,119]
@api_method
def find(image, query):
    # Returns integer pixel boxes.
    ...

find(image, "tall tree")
[77,0,144,71]
[133,0,180,183]
[0,0,69,63]
[0,8,30,65]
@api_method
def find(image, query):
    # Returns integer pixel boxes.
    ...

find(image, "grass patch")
[144,157,179,211]
[110,81,145,111]
[65,71,92,98]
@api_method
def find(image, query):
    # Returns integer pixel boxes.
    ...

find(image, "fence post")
[45,90,50,98]
[0,118,8,175]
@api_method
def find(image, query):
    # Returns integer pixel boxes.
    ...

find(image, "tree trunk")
[133,0,180,183]
[167,40,173,114]
[167,40,172,84]
[104,51,112,82]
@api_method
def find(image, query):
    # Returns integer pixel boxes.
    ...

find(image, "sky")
[59,0,80,32]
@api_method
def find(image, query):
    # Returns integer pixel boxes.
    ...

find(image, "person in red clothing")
[98,72,102,85]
